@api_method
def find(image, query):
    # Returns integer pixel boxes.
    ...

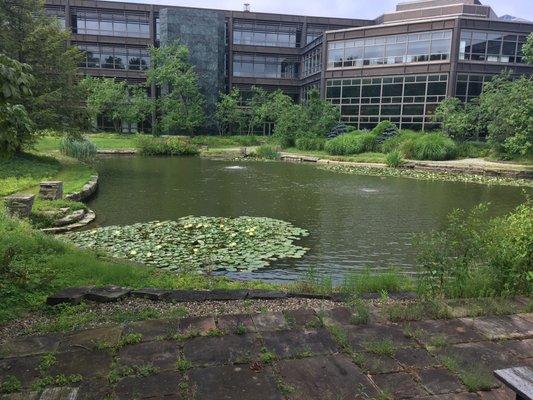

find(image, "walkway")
[1,305,531,399]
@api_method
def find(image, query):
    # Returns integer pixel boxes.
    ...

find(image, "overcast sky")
[106,0,533,21]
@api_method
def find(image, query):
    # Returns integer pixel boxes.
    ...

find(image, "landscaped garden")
[1,2,532,397]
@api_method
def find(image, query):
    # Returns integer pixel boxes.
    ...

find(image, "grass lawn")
[283,148,387,164]
[36,133,139,153]
[0,153,94,197]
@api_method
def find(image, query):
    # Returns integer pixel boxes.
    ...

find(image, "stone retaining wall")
[66,175,99,201]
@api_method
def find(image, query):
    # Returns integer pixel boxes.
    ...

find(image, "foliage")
[295,137,325,151]
[64,217,309,274]
[189,135,266,148]
[385,151,404,168]
[371,120,399,144]
[273,104,308,148]
[37,132,139,152]
[380,130,419,153]
[399,133,457,160]
[80,77,152,133]
[59,135,97,162]
[324,132,377,155]
[326,123,350,139]
[304,89,340,137]
[455,141,490,159]
[0,54,34,156]
[479,73,532,158]
[0,209,277,323]
[136,136,199,156]
[254,145,280,160]
[434,98,484,141]
[523,33,533,64]
[340,268,414,295]
[215,88,246,135]
[147,43,205,134]
[30,199,87,229]
[416,201,532,298]
[0,0,87,129]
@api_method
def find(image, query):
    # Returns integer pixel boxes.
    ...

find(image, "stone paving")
[0,306,531,400]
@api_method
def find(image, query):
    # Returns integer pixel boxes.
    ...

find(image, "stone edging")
[46,286,417,306]
[97,149,137,155]
[66,175,99,201]
[41,209,96,234]
[279,153,533,179]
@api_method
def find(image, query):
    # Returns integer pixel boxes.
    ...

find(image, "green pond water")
[88,156,528,283]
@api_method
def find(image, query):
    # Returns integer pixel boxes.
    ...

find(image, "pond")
[88,156,528,283]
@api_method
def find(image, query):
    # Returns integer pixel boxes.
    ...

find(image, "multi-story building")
[44,0,533,131]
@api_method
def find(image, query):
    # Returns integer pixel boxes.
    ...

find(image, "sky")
[105,0,533,21]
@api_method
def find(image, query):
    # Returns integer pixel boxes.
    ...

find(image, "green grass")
[36,133,138,152]
[385,300,451,322]
[440,355,494,391]
[340,268,415,296]
[283,148,387,163]
[0,152,94,196]
[363,339,396,357]
[189,135,270,148]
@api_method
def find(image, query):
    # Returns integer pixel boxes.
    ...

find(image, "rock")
[130,288,170,301]
[247,290,287,300]
[46,286,93,306]
[85,285,131,303]
[39,181,63,200]
[53,209,86,227]
[164,290,208,302]
[4,195,34,218]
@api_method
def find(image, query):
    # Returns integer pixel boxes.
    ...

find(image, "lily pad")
[63,216,309,274]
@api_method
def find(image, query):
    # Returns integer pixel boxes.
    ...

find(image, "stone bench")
[39,180,63,200]
[494,366,533,400]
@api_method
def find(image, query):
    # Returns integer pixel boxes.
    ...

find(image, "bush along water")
[136,136,199,156]
[399,133,457,161]
[385,151,404,168]
[254,145,280,160]
[295,137,325,151]
[324,132,377,155]
[59,135,97,162]
[372,120,399,144]
[416,200,532,299]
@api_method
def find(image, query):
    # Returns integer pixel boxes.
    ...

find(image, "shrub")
[416,201,532,299]
[254,145,280,160]
[380,130,419,153]
[325,132,377,155]
[136,136,199,156]
[326,123,349,139]
[399,133,457,161]
[456,141,491,159]
[385,151,404,168]
[295,137,325,151]
[372,121,399,144]
[59,136,97,162]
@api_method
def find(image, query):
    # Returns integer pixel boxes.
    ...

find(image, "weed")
[276,379,296,395]
[206,328,224,337]
[327,325,351,353]
[32,374,82,391]
[428,335,447,349]
[39,352,57,372]
[117,333,143,349]
[176,358,193,372]
[402,325,425,341]
[283,313,296,328]
[235,323,247,335]
[363,339,395,357]
[385,300,450,322]
[349,299,370,325]
[440,355,493,391]
[0,375,22,394]
[340,268,413,296]
[260,347,277,364]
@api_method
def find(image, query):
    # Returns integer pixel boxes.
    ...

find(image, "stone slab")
[188,364,282,400]
[282,308,317,328]
[261,329,338,359]
[204,289,248,301]
[183,334,260,365]
[74,378,113,400]
[164,290,208,302]
[0,355,42,389]
[123,318,181,341]
[394,347,439,369]
[0,392,39,400]
[346,324,416,351]
[247,290,287,300]
[419,367,465,394]
[115,371,186,399]
[322,306,354,326]
[252,312,288,331]
[216,314,256,333]
[277,355,377,400]
[359,352,403,374]
[58,326,123,351]
[178,316,216,335]
[466,315,533,340]
[85,286,131,303]
[0,334,60,358]
[46,287,93,306]
[116,340,181,370]
[130,288,170,301]
[478,387,517,400]
[38,387,78,400]
[372,372,427,399]
[50,349,112,379]
[407,318,484,345]
[4,195,34,218]
[287,292,332,300]
[500,339,533,359]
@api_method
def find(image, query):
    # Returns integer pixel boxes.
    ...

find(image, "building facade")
[44,0,533,131]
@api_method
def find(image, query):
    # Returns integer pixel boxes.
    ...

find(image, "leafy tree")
[273,104,308,147]
[0,0,87,129]
[215,88,245,135]
[147,43,204,134]
[479,73,532,157]
[304,89,340,136]
[0,54,34,156]
[523,33,533,64]
[434,97,484,141]
[80,77,152,133]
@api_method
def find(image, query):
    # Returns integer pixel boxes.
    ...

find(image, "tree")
[147,43,204,134]
[304,88,340,136]
[434,97,484,141]
[479,73,532,157]
[80,77,152,133]
[523,33,533,64]
[215,88,245,135]
[0,54,34,156]
[0,0,87,129]
[273,104,308,147]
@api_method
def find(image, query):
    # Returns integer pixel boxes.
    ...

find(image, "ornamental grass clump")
[385,151,404,168]
[136,136,199,156]
[324,132,377,155]
[254,145,280,160]
[295,137,325,151]
[59,135,97,162]
[399,133,457,161]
